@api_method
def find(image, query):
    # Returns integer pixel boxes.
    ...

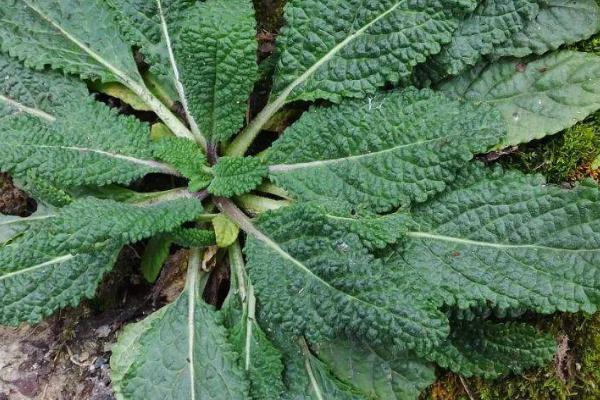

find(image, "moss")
[500,112,600,183]
[421,314,600,400]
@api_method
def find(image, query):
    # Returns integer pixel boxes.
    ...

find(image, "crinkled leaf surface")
[267,88,505,212]
[391,164,600,314]
[441,51,600,146]
[173,0,257,142]
[0,0,140,83]
[428,319,556,379]
[152,136,211,191]
[272,334,367,400]
[0,54,176,187]
[0,195,202,325]
[0,206,54,245]
[223,244,285,400]
[105,0,194,91]
[424,0,540,79]
[209,157,268,198]
[245,204,448,355]
[112,250,248,400]
[491,0,600,59]
[316,339,435,400]
[0,53,86,120]
[271,0,476,103]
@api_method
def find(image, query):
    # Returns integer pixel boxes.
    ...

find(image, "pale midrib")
[10,143,180,175]
[216,198,414,326]
[186,248,201,400]
[0,254,75,282]
[156,0,205,147]
[301,339,325,400]
[407,231,600,252]
[226,0,405,157]
[0,94,56,122]
[21,0,195,141]
[0,214,55,228]
[268,134,462,173]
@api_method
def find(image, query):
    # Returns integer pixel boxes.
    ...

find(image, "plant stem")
[226,98,286,157]
[236,194,290,213]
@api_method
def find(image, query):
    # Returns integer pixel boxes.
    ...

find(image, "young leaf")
[441,51,600,146]
[393,164,600,314]
[170,227,216,248]
[111,249,249,400]
[209,157,268,198]
[173,0,258,142]
[266,88,505,212]
[141,235,172,283]
[270,0,475,104]
[0,195,203,325]
[152,136,212,191]
[428,319,556,379]
[244,204,449,354]
[212,214,240,248]
[316,339,436,400]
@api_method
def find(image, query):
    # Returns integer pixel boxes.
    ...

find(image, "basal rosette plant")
[1,0,600,398]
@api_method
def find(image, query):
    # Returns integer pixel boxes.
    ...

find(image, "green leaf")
[151,136,212,191]
[0,0,140,83]
[111,249,249,400]
[19,171,73,206]
[320,204,411,249]
[440,51,600,146]
[173,0,258,142]
[271,0,475,104]
[0,206,55,245]
[0,195,203,325]
[105,0,194,93]
[316,339,436,400]
[425,0,540,79]
[0,0,194,141]
[0,54,178,187]
[392,163,600,315]
[141,235,172,283]
[245,204,448,354]
[428,319,556,379]
[212,214,240,248]
[224,242,285,400]
[111,302,170,399]
[169,227,216,248]
[266,88,505,212]
[0,53,87,120]
[491,0,600,59]
[209,157,268,198]
[0,101,175,187]
[273,335,368,400]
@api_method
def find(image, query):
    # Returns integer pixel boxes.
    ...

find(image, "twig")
[459,376,477,400]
